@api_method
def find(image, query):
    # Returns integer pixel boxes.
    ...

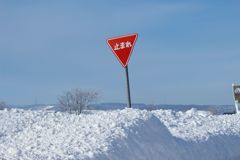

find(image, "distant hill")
[9,103,235,114]
[90,103,235,114]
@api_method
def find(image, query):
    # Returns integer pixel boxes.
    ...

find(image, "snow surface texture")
[0,108,240,160]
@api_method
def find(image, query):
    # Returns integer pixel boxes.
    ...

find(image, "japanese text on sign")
[114,41,132,51]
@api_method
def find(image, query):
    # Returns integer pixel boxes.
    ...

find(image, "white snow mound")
[0,108,240,160]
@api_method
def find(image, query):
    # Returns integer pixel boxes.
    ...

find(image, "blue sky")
[0,0,240,105]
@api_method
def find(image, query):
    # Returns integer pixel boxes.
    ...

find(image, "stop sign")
[107,33,138,67]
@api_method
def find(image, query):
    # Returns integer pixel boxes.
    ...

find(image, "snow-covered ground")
[0,107,240,160]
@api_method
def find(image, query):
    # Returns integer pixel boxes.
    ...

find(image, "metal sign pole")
[235,101,239,114]
[125,65,132,108]
[232,84,240,114]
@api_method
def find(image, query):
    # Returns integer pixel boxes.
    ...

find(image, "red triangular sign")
[107,33,138,67]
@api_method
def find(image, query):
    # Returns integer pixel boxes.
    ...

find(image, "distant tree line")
[0,101,8,110]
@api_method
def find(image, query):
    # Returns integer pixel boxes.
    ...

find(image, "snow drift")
[0,108,240,160]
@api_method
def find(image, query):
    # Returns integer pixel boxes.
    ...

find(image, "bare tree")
[58,89,98,114]
[58,91,73,113]
[0,101,8,110]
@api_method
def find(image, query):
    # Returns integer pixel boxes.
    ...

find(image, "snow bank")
[0,108,240,160]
